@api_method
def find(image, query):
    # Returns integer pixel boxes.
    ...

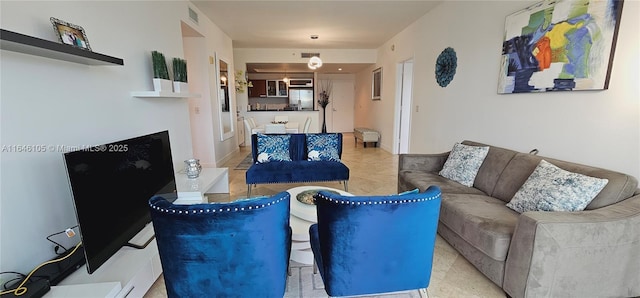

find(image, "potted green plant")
[151,50,171,92]
[172,57,188,93]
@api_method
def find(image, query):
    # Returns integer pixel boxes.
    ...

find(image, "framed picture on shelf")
[372,67,382,100]
[50,17,91,51]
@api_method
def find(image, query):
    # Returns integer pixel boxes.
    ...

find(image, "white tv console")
[44,168,229,298]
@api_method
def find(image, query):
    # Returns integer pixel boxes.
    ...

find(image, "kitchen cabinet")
[267,80,288,97]
[248,80,266,97]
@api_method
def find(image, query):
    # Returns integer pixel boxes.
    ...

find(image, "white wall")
[0,0,233,278]
[181,4,238,167]
[356,0,640,179]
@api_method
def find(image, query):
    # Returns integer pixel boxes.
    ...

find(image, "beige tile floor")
[143,133,506,298]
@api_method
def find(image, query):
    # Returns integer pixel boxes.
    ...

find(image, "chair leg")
[343,181,348,192]
[247,184,251,197]
[313,259,318,274]
[419,288,429,298]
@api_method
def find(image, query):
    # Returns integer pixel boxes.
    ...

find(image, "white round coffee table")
[287,186,352,264]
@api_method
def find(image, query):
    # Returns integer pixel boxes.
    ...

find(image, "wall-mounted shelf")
[131,91,201,98]
[0,29,123,66]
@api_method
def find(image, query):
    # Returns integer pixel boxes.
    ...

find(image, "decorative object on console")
[317,80,332,133]
[439,142,489,187]
[184,158,202,179]
[151,50,171,92]
[50,17,91,51]
[172,57,188,93]
[435,47,457,87]
[506,159,609,213]
[497,0,624,93]
[234,70,252,93]
[372,67,382,100]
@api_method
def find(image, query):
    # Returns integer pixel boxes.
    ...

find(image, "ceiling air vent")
[188,7,199,24]
[301,53,320,58]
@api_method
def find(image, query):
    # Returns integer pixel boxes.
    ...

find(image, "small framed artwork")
[372,67,382,100]
[50,17,91,51]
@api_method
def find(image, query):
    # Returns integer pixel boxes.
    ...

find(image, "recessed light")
[338,68,343,71]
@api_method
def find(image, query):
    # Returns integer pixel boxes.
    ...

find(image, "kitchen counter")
[248,109,315,112]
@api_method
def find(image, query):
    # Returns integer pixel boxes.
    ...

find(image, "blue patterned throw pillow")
[306,134,340,161]
[506,160,609,213]
[438,143,489,187]
[256,133,291,163]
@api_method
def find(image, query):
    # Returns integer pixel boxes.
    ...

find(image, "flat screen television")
[63,130,177,274]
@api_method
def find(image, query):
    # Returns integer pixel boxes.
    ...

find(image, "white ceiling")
[190,0,442,73]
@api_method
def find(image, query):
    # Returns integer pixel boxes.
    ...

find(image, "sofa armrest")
[503,194,640,298]
[398,152,449,172]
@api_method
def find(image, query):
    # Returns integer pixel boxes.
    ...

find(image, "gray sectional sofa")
[398,140,640,298]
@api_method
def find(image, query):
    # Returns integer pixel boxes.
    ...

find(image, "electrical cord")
[46,225,78,255]
[0,272,26,290]
[0,242,82,296]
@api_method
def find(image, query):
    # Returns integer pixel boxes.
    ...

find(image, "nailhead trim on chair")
[149,196,288,214]
[316,193,440,205]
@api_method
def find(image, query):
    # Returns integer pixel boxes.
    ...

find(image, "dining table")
[252,122,299,134]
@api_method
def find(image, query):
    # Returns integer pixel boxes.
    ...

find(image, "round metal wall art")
[435,47,457,87]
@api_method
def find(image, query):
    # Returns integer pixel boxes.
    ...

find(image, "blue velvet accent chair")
[309,186,442,297]
[148,192,291,298]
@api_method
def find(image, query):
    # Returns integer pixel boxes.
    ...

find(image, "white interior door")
[398,59,413,154]
[327,78,355,133]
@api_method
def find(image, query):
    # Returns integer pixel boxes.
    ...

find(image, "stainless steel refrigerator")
[288,88,314,110]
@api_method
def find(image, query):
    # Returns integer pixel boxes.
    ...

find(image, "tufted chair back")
[149,192,291,298]
[309,186,441,297]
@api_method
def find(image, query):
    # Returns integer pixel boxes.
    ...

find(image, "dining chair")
[303,117,312,133]
[265,123,286,134]
[247,117,257,129]
[244,119,254,135]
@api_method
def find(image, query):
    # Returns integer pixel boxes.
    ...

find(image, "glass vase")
[184,158,202,179]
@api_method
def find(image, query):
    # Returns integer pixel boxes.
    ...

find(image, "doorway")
[397,59,413,154]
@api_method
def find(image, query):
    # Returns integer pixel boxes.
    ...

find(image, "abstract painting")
[497,0,624,94]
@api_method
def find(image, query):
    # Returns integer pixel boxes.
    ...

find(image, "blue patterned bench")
[246,133,350,197]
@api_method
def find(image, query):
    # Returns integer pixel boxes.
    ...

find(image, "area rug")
[284,262,424,298]
[234,154,253,170]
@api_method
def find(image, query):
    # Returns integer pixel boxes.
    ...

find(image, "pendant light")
[308,35,323,70]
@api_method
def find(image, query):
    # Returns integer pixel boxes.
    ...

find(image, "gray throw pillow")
[438,143,489,187]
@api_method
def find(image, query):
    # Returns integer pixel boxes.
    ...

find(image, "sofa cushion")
[306,134,341,161]
[398,170,487,195]
[439,143,489,187]
[506,160,609,213]
[256,133,291,163]
[439,194,519,261]
[246,161,349,184]
[461,141,518,199]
